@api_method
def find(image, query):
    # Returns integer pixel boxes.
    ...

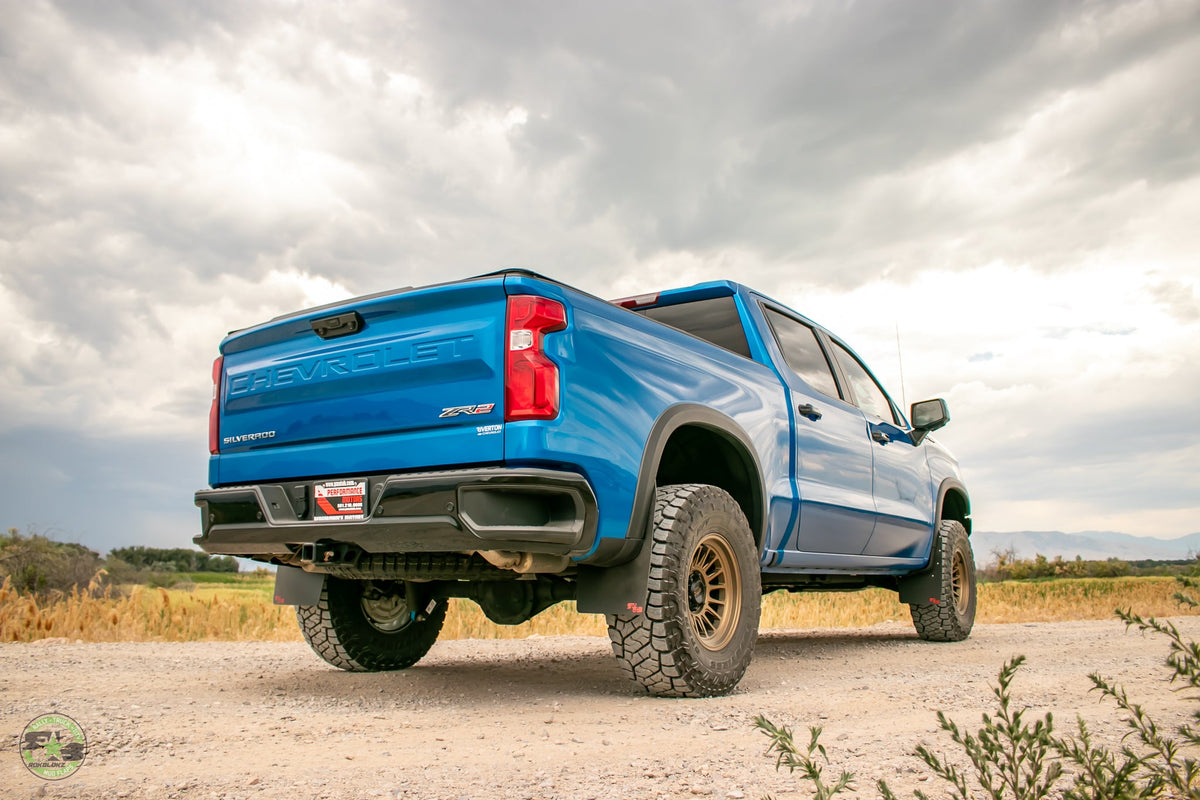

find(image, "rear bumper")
[194,467,599,560]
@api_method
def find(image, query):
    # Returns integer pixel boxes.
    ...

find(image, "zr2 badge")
[439,403,495,418]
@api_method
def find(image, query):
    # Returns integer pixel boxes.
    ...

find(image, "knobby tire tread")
[606,484,760,698]
[297,578,445,672]
[909,519,976,642]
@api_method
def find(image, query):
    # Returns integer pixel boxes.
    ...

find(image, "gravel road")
[3,618,1197,800]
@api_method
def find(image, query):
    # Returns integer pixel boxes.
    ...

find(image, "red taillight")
[209,355,223,454]
[505,296,567,421]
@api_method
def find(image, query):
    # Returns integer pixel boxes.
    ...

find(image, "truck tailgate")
[211,280,506,485]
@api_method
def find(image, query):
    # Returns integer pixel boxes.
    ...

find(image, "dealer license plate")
[313,479,367,520]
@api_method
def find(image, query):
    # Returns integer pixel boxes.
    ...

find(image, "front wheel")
[298,577,445,671]
[607,484,761,697]
[909,520,976,642]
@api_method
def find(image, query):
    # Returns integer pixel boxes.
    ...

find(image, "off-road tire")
[909,520,976,641]
[297,577,445,671]
[606,484,760,697]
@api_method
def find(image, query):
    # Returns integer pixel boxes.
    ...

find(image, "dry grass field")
[0,575,298,643]
[2,574,1196,643]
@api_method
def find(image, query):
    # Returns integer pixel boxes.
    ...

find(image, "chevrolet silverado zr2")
[195,270,974,697]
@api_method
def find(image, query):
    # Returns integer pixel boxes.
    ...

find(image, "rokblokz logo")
[19,713,87,780]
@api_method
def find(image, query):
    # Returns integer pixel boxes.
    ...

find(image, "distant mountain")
[972,530,1200,564]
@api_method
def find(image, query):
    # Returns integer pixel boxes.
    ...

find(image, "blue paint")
[204,271,967,577]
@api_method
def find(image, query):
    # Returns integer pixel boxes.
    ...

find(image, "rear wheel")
[607,484,760,697]
[298,577,445,671]
[909,520,976,641]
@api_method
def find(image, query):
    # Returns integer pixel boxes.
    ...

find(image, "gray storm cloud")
[1,0,1198,550]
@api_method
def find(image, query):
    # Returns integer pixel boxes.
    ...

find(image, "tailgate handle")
[311,311,364,340]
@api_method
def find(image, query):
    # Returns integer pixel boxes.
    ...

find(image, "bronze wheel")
[950,548,970,613]
[688,533,742,651]
[606,484,760,697]
[909,520,976,642]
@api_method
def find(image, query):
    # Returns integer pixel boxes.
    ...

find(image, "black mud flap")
[897,530,944,605]
[273,565,326,606]
[575,538,655,615]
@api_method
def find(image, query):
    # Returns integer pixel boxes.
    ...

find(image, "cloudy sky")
[2,0,1198,555]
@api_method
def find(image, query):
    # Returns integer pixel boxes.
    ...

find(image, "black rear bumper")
[194,467,598,560]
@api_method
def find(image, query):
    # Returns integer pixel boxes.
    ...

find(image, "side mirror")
[910,398,949,445]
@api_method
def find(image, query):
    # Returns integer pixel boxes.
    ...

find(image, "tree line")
[1,528,239,595]
[979,548,1198,582]
[108,546,238,573]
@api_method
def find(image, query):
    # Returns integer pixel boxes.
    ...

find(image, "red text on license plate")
[313,480,366,520]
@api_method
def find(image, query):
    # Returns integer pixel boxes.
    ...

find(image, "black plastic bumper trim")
[194,467,599,559]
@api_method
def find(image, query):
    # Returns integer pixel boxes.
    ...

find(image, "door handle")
[871,430,891,445]
[797,403,822,421]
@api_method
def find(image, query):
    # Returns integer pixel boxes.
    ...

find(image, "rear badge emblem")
[439,403,496,418]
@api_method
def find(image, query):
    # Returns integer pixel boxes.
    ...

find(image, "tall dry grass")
[1,575,1195,644]
[761,576,1198,629]
[974,576,1193,623]
[0,575,299,643]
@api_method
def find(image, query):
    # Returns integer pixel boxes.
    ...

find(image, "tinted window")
[829,341,895,422]
[636,296,752,358]
[763,308,841,399]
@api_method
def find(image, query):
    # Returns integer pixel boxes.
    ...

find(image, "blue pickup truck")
[195,269,974,697]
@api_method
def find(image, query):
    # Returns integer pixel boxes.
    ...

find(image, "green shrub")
[0,528,103,595]
[107,546,238,573]
[981,549,1136,583]
[756,718,854,800]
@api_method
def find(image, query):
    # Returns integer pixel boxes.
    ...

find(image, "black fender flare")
[576,403,765,614]
[597,403,767,565]
[897,478,971,604]
[936,477,972,534]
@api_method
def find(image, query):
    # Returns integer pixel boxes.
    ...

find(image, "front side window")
[763,308,841,399]
[829,341,895,422]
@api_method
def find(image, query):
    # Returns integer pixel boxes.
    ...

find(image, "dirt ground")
[3,617,1197,800]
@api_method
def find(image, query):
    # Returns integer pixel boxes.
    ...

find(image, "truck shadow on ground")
[754,628,927,662]
[244,652,630,705]
[757,628,920,646]
[235,629,929,705]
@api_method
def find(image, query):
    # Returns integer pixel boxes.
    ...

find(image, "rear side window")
[763,308,841,400]
[829,340,897,423]
[635,296,752,358]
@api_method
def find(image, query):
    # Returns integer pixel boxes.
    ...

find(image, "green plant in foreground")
[755,717,854,800]
[757,577,1200,800]
[901,655,1063,800]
